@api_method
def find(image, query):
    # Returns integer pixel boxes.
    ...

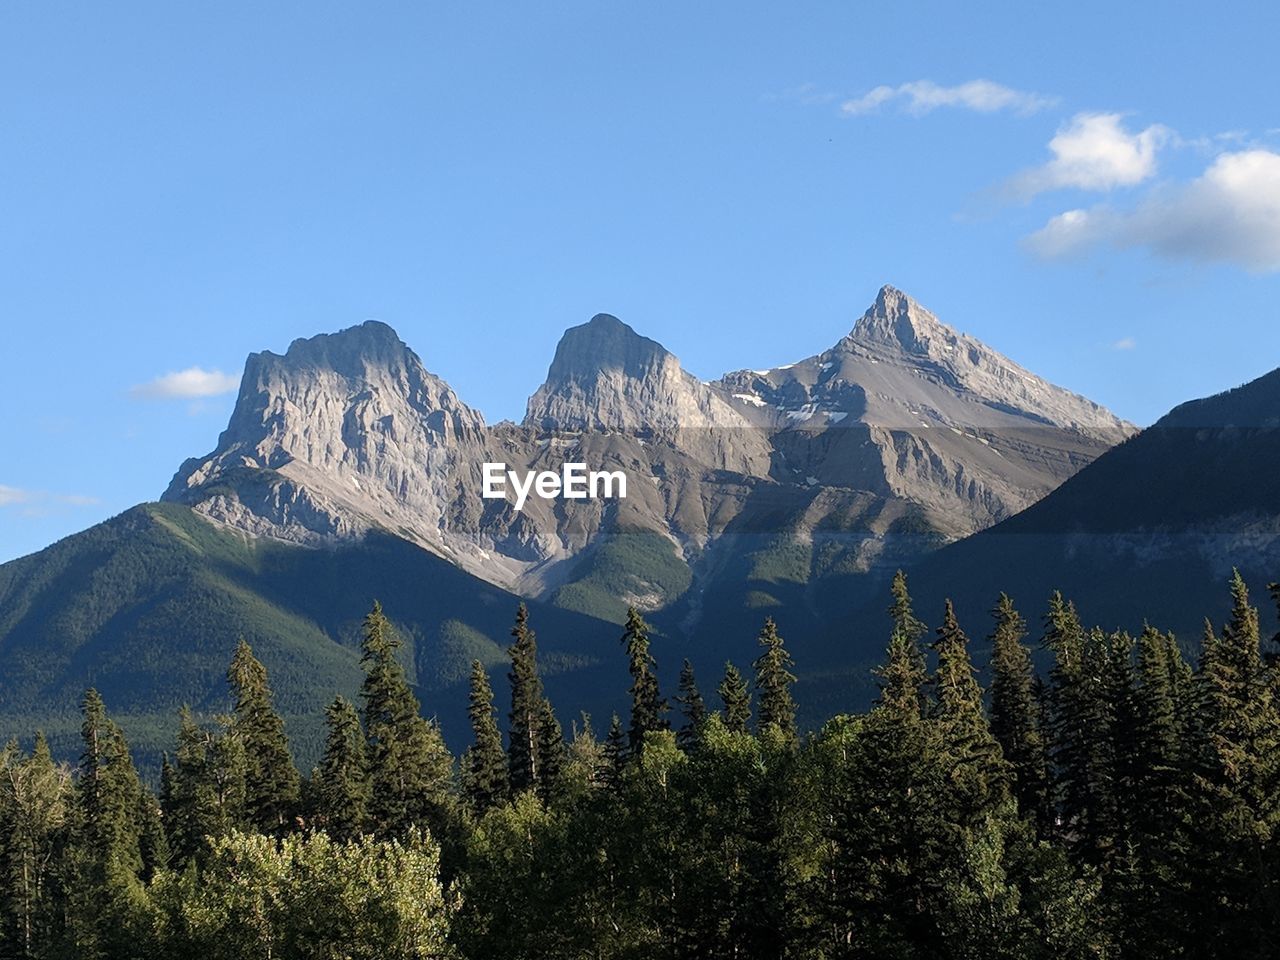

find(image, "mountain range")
[2,285,1274,768]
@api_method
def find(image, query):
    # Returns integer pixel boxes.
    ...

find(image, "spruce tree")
[164,706,246,863]
[752,617,798,744]
[227,638,300,832]
[1191,572,1280,950]
[1271,581,1280,649]
[535,698,564,805]
[930,602,1008,825]
[137,789,169,881]
[674,659,706,749]
[508,603,544,794]
[1128,625,1195,954]
[1043,594,1119,865]
[313,695,370,840]
[72,689,146,959]
[718,662,751,734]
[621,606,666,753]
[604,713,628,787]
[876,572,929,719]
[359,601,454,836]
[463,660,508,815]
[827,592,952,954]
[1103,630,1141,849]
[988,594,1052,833]
[77,688,144,879]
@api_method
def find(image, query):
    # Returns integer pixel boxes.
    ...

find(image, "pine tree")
[752,617,798,744]
[876,570,929,718]
[1190,572,1280,950]
[827,607,952,954]
[1270,581,1280,650]
[164,706,246,864]
[359,601,454,836]
[674,659,706,749]
[508,603,545,794]
[137,789,169,881]
[1103,630,1141,849]
[930,602,1008,824]
[77,689,144,878]
[462,660,508,815]
[718,662,751,734]
[1043,593,1119,866]
[227,638,300,832]
[988,594,1052,833]
[620,606,666,753]
[535,698,564,805]
[70,689,147,959]
[313,695,370,840]
[1128,625,1195,955]
[604,713,628,787]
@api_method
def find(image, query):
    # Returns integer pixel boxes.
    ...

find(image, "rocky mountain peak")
[259,319,413,380]
[524,313,772,473]
[849,284,951,356]
[539,313,673,387]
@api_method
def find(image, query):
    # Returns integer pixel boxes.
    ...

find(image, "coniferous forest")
[2,572,1279,960]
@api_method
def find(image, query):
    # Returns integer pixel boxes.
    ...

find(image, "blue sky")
[3,2,1279,562]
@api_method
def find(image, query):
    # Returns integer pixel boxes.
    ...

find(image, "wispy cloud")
[1111,337,1137,351]
[131,367,239,399]
[1026,149,1280,272]
[0,485,29,507]
[1007,113,1170,199]
[767,82,840,107]
[841,79,1056,117]
[0,485,100,510]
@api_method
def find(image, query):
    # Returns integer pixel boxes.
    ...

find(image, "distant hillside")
[844,367,1280,664]
[0,503,624,773]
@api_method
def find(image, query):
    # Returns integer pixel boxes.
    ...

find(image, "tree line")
[1,573,1278,959]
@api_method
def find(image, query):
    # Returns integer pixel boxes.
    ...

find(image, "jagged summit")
[849,284,951,355]
[523,312,763,456]
[163,288,1135,605]
[260,320,412,377]
[716,285,1132,440]
[540,312,671,384]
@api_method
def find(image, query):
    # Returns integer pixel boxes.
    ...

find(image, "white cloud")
[131,367,240,399]
[0,485,99,509]
[841,79,1055,117]
[1111,337,1137,351]
[1009,113,1170,198]
[1027,149,1280,272]
[0,485,31,506]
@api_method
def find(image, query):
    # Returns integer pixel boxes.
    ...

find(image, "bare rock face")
[714,286,1136,531]
[164,321,536,584]
[525,314,772,476]
[164,287,1137,610]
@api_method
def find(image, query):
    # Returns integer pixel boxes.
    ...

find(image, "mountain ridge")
[161,286,1136,622]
